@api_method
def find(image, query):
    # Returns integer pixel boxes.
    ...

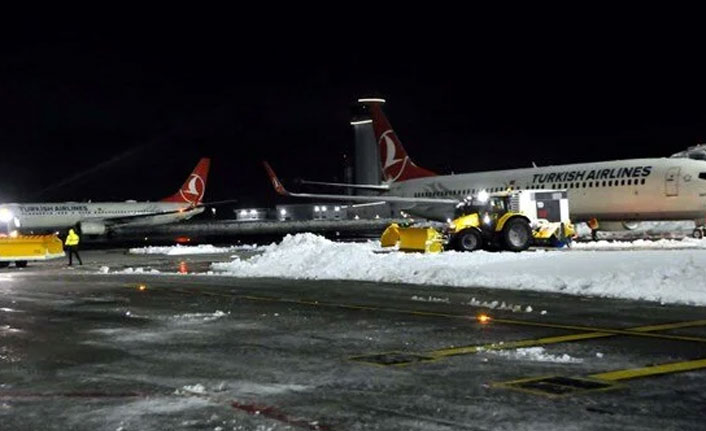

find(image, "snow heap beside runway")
[211,233,706,306]
[129,244,259,255]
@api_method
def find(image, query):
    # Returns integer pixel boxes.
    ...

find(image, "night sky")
[2,21,705,207]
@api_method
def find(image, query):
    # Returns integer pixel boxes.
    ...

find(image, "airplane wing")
[99,199,240,225]
[298,179,390,191]
[263,162,460,206]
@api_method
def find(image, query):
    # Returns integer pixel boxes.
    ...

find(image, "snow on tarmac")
[211,233,706,306]
[481,347,583,363]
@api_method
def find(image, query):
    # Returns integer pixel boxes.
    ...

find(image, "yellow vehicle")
[382,190,575,253]
[448,190,574,252]
[0,234,65,268]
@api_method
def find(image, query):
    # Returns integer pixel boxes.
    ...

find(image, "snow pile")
[411,295,450,304]
[175,384,207,395]
[115,267,161,274]
[211,233,706,305]
[129,244,258,255]
[467,297,537,313]
[483,347,582,363]
[171,311,229,323]
[575,220,695,239]
[573,237,706,250]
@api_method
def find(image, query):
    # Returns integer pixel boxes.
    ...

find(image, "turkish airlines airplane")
[265,99,706,237]
[0,158,211,235]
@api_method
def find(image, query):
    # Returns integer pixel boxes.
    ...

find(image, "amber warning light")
[477,314,492,324]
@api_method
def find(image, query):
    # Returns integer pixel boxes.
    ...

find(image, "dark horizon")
[2,26,705,207]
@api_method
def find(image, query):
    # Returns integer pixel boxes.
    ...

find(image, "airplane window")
[641,178,646,184]
[621,179,625,186]
[627,179,632,186]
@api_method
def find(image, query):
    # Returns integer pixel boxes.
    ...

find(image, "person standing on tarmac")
[65,227,82,266]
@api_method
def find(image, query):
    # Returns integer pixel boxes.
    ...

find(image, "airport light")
[280,208,287,216]
[334,206,340,212]
[239,210,247,217]
[483,214,491,225]
[358,98,386,104]
[314,206,320,212]
[0,208,13,223]
[350,119,373,126]
[477,313,492,324]
[476,190,489,203]
[249,209,257,215]
[321,206,328,212]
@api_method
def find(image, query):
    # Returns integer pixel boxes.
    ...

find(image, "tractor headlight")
[483,213,491,225]
[0,208,14,223]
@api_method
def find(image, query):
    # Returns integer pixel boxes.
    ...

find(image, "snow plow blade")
[381,225,444,253]
[0,234,65,263]
[380,223,401,248]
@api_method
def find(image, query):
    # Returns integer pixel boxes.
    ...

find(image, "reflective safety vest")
[65,229,80,246]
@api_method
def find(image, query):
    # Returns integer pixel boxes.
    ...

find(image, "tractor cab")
[454,192,511,231]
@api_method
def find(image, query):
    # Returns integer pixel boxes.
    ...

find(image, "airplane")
[0,158,214,236]
[264,99,706,239]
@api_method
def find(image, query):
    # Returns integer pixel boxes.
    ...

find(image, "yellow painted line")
[164,288,706,344]
[491,318,706,343]
[589,358,706,381]
[432,332,614,357]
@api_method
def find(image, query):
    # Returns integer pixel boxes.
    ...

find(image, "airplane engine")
[79,221,107,235]
[597,221,640,231]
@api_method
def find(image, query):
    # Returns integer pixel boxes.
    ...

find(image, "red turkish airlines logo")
[179,174,205,204]
[379,130,410,182]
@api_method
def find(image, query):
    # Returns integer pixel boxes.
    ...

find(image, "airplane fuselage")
[390,157,706,223]
[1,201,203,233]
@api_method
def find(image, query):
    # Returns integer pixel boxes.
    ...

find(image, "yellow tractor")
[448,190,574,252]
[382,190,575,252]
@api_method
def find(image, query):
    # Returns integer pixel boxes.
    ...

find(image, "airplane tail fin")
[358,98,436,183]
[161,157,210,205]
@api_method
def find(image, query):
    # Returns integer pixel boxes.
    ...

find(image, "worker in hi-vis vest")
[64,227,82,266]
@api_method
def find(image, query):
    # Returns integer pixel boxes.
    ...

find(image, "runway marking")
[163,287,706,345]
[496,357,706,397]
[493,376,622,398]
[588,357,706,381]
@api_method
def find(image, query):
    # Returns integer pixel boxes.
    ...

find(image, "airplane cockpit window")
[671,144,706,161]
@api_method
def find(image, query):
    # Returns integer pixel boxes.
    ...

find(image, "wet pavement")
[1,250,705,430]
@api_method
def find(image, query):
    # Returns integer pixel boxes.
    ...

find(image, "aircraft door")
[665,167,681,196]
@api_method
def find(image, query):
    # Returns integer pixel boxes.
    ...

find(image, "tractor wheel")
[15,261,28,268]
[0,262,9,269]
[454,229,482,252]
[502,218,532,252]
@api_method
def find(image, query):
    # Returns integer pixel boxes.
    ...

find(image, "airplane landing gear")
[591,229,599,241]
[694,226,705,239]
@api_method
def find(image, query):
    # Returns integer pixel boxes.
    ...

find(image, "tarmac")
[1,249,705,430]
